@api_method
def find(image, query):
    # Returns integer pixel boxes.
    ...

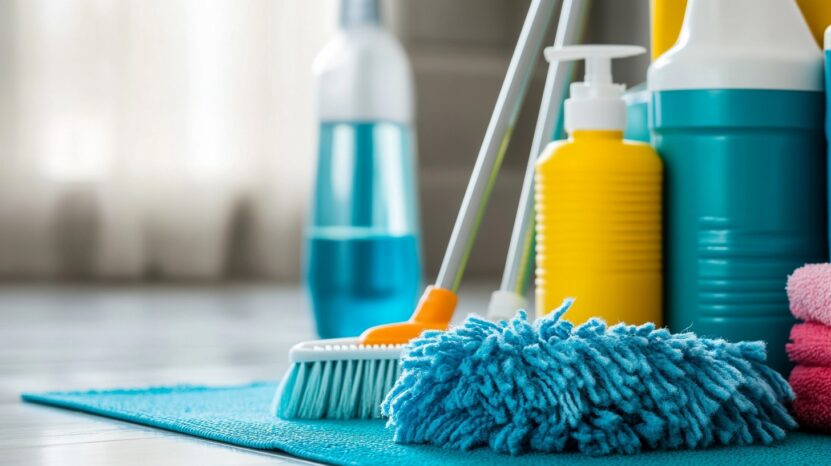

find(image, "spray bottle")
[536,45,662,325]
[306,0,421,338]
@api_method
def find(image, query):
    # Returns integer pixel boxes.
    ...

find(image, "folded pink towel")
[789,365,831,433]
[786,322,831,367]
[787,263,831,326]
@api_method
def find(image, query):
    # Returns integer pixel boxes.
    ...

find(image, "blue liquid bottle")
[306,0,421,338]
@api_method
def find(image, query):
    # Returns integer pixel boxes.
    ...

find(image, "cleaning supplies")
[535,45,662,325]
[382,299,796,456]
[486,0,588,322]
[307,0,421,338]
[649,0,827,374]
[275,0,559,419]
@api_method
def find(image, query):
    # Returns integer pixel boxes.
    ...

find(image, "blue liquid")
[307,121,421,338]
[307,234,420,338]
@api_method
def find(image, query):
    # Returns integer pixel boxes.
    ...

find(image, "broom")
[274,0,564,420]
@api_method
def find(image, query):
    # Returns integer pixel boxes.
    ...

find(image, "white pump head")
[544,45,645,132]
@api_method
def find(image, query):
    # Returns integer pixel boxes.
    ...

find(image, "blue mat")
[21,382,831,465]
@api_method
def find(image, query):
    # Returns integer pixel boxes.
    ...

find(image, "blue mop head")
[381,300,797,456]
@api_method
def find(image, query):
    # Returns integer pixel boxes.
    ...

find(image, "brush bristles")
[274,357,401,419]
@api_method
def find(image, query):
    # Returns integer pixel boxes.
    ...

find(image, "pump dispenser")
[550,45,644,132]
[535,45,663,326]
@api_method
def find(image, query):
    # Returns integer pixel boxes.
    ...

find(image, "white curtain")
[0,0,337,280]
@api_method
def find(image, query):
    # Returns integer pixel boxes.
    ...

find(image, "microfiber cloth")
[787,263,831,326]
[786,322,831,367]
[789,366,831,434]
[21,382,831,465]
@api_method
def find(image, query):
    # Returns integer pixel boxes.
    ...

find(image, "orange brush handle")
[359,286,458,345]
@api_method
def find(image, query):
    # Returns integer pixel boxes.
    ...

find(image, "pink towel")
[786,322,831,367]
[787,263,831,326]
[789,365,831,433]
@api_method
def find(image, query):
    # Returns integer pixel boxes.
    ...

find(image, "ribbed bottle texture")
[535,131,662,325]
[652,89,827,374]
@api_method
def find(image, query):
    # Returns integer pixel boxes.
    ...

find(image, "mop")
[382,300,796,456]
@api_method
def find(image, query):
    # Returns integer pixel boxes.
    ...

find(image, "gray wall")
[387,0,651,280]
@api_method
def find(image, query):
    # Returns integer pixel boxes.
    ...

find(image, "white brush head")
[288,337,405,363]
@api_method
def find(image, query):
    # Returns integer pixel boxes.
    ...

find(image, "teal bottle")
[622,83,649,143]
[651,90,826,372]
[826,28,831,251]
[648,0,827,373]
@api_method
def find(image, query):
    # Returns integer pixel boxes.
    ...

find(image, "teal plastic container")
[826,49,831,250]
[622,83,650,143]
[651,89,828,372]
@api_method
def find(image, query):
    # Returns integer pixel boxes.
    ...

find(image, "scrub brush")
[382,299,797,455]
[274,0,559,420]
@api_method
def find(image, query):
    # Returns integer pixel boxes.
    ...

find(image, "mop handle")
[435,0,558,292]
[500,0,591,296]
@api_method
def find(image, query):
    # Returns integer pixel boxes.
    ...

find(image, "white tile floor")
[0,283,493,465]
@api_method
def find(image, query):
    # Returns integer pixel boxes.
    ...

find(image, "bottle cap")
[544,45,645,132]
[340,0,381,28]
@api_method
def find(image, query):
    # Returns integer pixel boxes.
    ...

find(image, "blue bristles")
[381,299,797,456]
[274,357,400,419]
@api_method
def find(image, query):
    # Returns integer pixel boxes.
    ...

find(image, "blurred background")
[0,0,649,283]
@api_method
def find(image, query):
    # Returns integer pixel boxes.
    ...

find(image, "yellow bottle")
[536,45,662,326]
[650,0,687,61]
[796,0,831,46]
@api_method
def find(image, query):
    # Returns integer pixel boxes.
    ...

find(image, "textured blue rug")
[22,382,831,465]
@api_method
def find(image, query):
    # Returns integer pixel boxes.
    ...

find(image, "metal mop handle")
[500,0,591,298]
[435,0,558,292]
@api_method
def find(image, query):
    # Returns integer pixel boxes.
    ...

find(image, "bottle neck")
[340,0,381,28]
[570,130,624,140]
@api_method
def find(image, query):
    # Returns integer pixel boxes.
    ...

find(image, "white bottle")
[313,0,414,124]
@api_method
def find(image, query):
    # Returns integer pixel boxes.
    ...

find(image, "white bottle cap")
[649,0,821,92]
[544,45,646,132]
[340,0,380,28]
